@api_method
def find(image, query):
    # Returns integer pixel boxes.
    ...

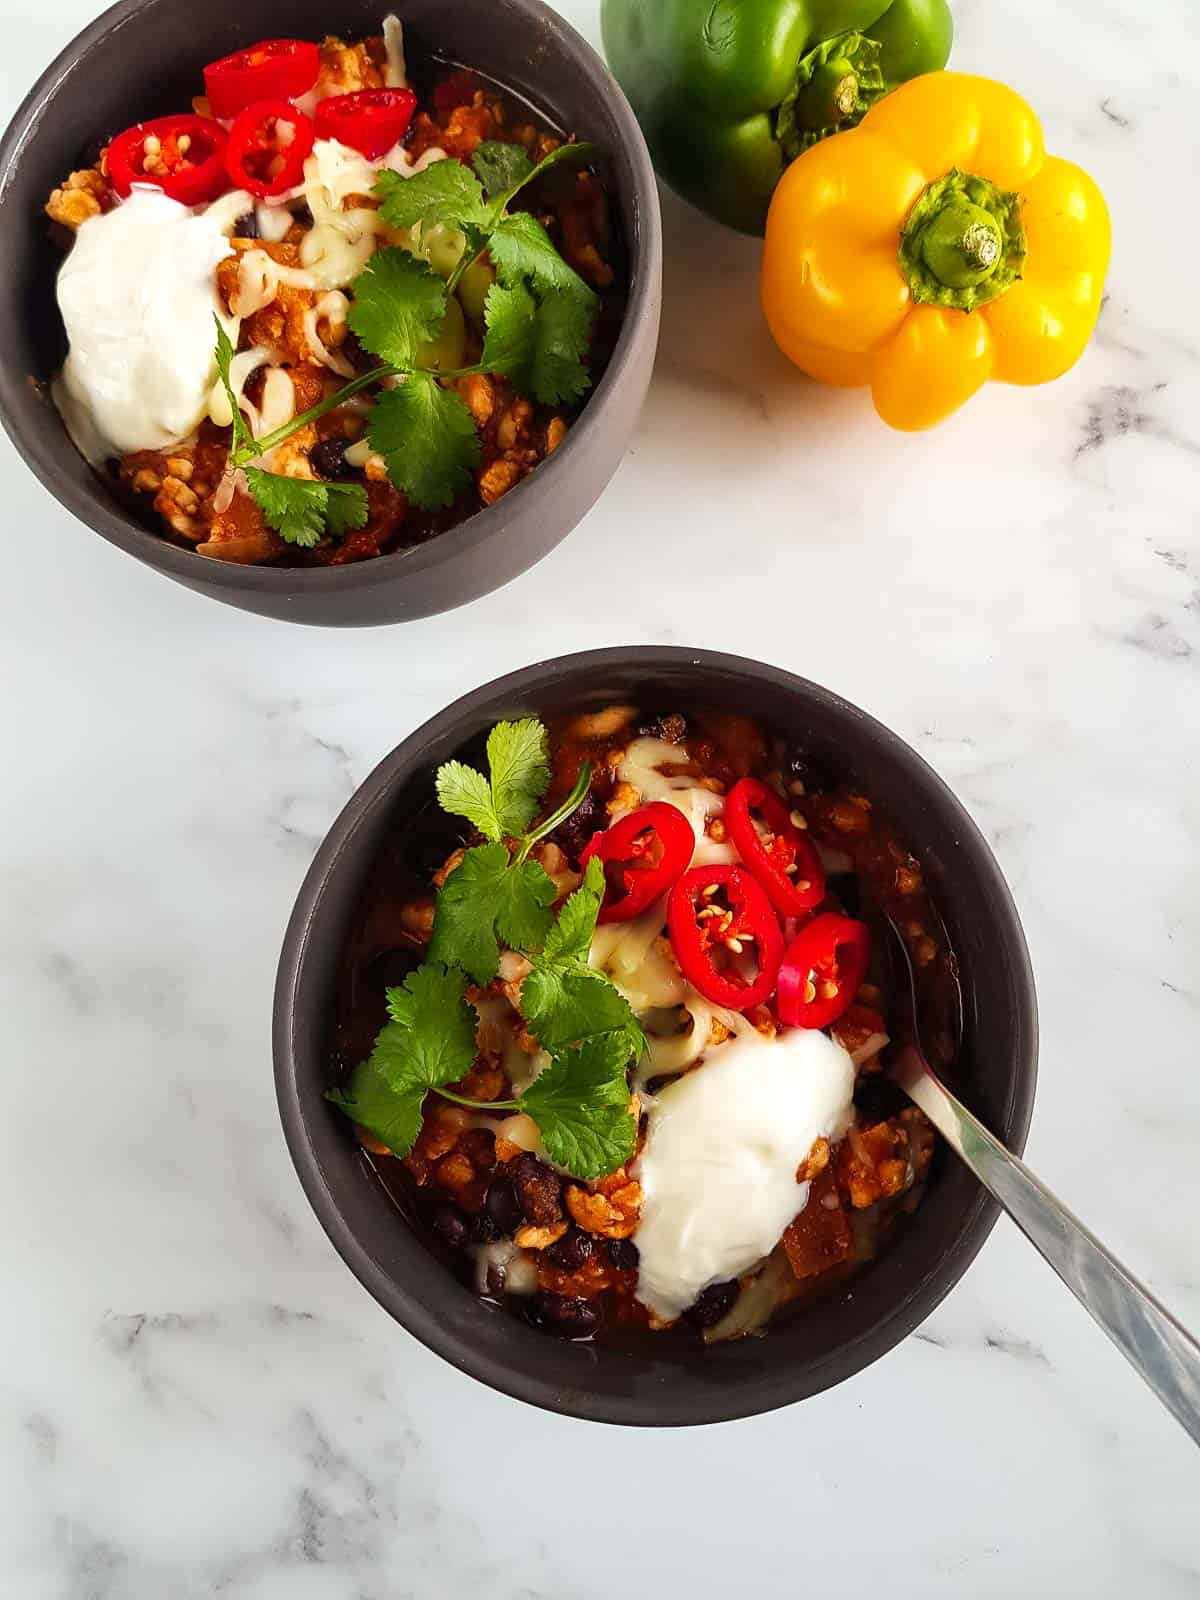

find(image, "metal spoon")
[886,917,1200,1447]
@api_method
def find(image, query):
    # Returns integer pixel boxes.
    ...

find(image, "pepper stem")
[898,169,1027,313]
[787,58,859,131]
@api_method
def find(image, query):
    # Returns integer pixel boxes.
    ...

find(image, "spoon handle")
[895,1047,1200,1447]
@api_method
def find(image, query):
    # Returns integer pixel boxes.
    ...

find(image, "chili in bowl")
[0,0,661,624]
[274,647,1038,1423]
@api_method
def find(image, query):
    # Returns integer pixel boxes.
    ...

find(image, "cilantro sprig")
[327,718,645,1180]
[429,718,594,981]
[213,319,370,548]
[211,140,602,539]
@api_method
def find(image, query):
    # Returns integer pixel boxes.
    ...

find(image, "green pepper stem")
[786,57,859,131]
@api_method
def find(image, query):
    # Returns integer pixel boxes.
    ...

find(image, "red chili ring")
[107,114,231,206]
[580,801,695,924]
[667,864,785,1013]
[777,914,870,1031]
[724,777,825,918]
[314,88,419,160]
[223,99,316,200]
[204,38,321,121]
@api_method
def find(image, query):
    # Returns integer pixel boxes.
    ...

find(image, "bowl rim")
[0,0,662,594]
[273,645,1040,1425]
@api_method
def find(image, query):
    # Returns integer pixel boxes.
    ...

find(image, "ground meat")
[557,172,615,290]
[836,1121,913,1210]
[217,242,344,369]
[451,373,568,507]
[45,167,111,230]
[315,34,387,97]
[782,1166,852,1280]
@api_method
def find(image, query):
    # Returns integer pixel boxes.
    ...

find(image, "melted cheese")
[383,14,408,87]
[588,737,738,1020]
[303,291,355,376]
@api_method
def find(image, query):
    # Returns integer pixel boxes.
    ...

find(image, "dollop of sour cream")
[633,1027,857,1321]
[54,189,235,461]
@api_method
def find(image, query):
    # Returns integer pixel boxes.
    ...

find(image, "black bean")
[826,872,862,919]
[529,1291,601,1338]
[484,1176,523,1235]
[364,946,423,992]
[684,1279,739,1329]
[470,1210,500,1244]
[635,711,688,744]
[548,788,602,863]
[404,818,466,879]
[311,437,359,482]
[785,748,835,796]
[606,1238,639,1271]
[429,1202,469,1251]
[546,1228,594,1271]
[232,210,260,239]
[510,1153,563,1225]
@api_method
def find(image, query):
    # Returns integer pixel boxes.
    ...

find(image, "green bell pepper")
[601,0,953,235]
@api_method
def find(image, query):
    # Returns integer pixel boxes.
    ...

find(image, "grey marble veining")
[2,0,1199,1594]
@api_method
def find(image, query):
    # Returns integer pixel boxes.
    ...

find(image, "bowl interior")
[0,0,656,607]
[276,649,1037,1425]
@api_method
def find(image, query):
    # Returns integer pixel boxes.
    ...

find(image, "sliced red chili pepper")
[667,865,784,1013]
[203,39,321,121]
[580,801,694,925]
[107,115,231,206]
[777,914,870,1031]
[724,777,825,918]
[314,88,419,160]
[223,100,315,199]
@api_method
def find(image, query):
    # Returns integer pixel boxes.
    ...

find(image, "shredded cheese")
[382,14,408,87]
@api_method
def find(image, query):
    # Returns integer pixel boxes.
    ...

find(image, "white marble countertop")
[2,0,1199,1592]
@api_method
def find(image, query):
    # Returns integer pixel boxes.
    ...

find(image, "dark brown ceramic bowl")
[0,0,661,626]
[274,647,1038,1425]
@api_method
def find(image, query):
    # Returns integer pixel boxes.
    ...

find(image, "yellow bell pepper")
[760,72,1112,430]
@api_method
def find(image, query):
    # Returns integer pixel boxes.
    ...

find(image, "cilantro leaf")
[488,211,598,303]
[383,963,479,1070]
[436,760,503,842]
[325,963,477,1156]
[472,140,534,199]
[375,160,490,232]
[527,289,594,406]
[479,282,593,406]
[522,955,644,1054]
[347,249,448,368]
[479,281,538,383]
[519,1034,637,1179]
[543,855,604,962]
[491,140,598,209]
[429,841,557,983]
[243,468,369,548]
[212,315,255,454]
[521,864,645,1058]
[368,373,481,510]
[486,718,550,836]
[323,481,373,537]
[327,1060,426,1157]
